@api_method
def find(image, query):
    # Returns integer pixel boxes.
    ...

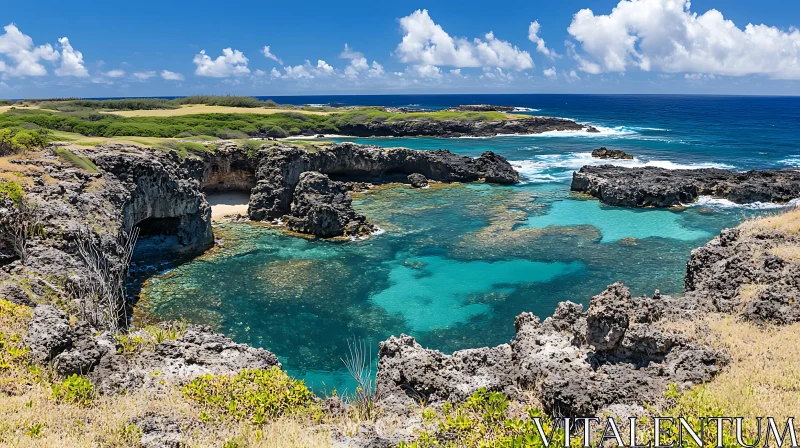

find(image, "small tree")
[69,226,140,332]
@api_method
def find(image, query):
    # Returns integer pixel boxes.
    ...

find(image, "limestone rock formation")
[591,147,633,160]
[332,116,587,138]
[375,283,722,416]
[571,165,800,207]
[285,171,375,238]
[24,305,73,363]
[407,173,428,188]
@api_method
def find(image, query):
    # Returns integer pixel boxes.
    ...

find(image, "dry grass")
[678,315,800,423]
[108,105,333,117]
[771,243,800,262]
[738,283,769,308]
[739,207,800,236]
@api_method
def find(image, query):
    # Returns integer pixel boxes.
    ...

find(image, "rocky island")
[571,165,800,207]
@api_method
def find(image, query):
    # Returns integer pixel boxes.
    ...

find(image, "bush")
[266,126,287,138]
[0,181,24,205]
[52,374,95,405]
[53,148,99,173]
[398,389,568,448]
[182,367,318,424]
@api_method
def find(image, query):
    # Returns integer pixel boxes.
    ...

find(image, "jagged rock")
[284,172,374,238]
[571,165,800,207]
[133,412,185,448]
[591,147,633,160]
[685,227,800,324]
[326,116,588,138]
[248,143,520,236]
[0,282,35,307]
[375,283,724,417]
[23,305,73,363]
[53,321,104,376]
[407,173,428,188]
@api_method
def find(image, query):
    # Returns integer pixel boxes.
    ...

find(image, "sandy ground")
[207,192,251,220]
[108,104,332,117]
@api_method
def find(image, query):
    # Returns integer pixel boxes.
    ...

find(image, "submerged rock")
[571,165,800,207]
[407,173,428,188]
[591,147,633,160]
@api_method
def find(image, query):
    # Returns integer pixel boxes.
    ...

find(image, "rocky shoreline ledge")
[571,165,800,207]
[2,141,800,446]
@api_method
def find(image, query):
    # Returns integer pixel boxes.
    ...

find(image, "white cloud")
[193,48,250,77]
[340,44,363,60]
[543,67,557,79]
[450,68,462,76]
[161,70,184,81]
[55,37,88,77]
[261,46,283,65]
[528,21,558,59]
[368,61,384,78]
[0,24,59,77]
[569,70,581,80]
[104,69,125,78]
[278,60,335,79]
[411,64,442,79]
[567,0,800,79]
[396,9,533,70]
[133,71,156,80]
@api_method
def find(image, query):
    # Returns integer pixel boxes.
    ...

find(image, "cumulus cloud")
[528,21,558,59]
[276,60,335,79]
[543,67,557,79]
[340,44,363,60]
[396,9,533,70]
[261,46,283,65]
[104,69,125,78]
[411,64,442,79]
[193,48,249,77]
[340,44,384,79]
[55,37,88,77]
[0,23,59,77]
[567,0,800,79]
[133,71,156,80]
[161,70,184,81]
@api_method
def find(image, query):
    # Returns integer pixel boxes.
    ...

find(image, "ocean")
[137,94,800,393]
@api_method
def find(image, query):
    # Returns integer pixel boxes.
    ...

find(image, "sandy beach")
[207,192,250,220]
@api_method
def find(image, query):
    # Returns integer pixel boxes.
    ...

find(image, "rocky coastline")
[571,165,800,207]
[330,115,591,137]
[3,139,800,446]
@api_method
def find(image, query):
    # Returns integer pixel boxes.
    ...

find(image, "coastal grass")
[109,104,333,117]
[0,106,520,140]
[52,148,99,173]
[739,207,800,235]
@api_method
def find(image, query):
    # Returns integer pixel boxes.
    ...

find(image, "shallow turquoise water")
[137,94,800,393]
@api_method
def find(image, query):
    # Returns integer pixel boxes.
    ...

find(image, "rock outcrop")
[285,171,375,237]
[571,165,800,207]
[591,147,633,160]
[445,104,516,112]
[248,143,519,236]
[375,283,722,417]
[407,173,428,188]
[686,226,800,324]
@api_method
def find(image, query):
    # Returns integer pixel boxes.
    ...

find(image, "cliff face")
[571,165,800,207]
[247,143,520,228]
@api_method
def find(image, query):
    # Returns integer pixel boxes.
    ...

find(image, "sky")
[2,0,800,98]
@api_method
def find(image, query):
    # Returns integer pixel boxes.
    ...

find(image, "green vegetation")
[399,389,569,448]
[114,322,187,356]
[51,375,95,405]
[53,148,99,173]
[33,95,310,112]
[182,367,319,424]
[0,100,14,106]
[0,181,24,205]
[0,105,510,141]
[0,127,49,155]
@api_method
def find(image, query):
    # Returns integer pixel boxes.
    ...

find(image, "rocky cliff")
[571,165,800,207]
[334,116,589,137]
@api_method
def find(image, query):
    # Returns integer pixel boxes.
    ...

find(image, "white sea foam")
[528,125,638,138]
[779,156,800,167]
[304,103,328,107]
[281,134,353,140]
[688,196,800,210]
[511,152,735,184]
[512,107,540,112]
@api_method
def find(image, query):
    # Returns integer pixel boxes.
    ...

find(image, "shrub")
[182,367,318,424]
[398,389,568,448]
[52,374,95,405]
[265,126,287,138]
[0,180,24,205]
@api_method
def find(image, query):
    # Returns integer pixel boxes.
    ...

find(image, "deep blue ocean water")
[138,95,800,394]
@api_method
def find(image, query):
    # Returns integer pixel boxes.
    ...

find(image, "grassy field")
[108,104,333,117]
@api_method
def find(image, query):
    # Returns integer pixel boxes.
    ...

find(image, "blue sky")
[2,0,800,97]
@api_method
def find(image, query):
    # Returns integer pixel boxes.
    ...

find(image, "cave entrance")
[136,216,181,237]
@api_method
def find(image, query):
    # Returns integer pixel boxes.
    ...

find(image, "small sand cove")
[207,192,250,220]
